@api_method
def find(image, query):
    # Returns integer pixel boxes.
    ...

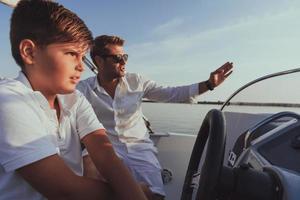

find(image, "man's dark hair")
[10,0,93,68]
[90,35,125,66]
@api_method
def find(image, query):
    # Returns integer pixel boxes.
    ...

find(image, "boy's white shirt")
[0,72,104,199]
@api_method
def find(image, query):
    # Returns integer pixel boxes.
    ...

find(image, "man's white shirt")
[77,73,199,145]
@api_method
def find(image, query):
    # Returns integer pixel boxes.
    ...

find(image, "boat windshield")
[221,67,300,115]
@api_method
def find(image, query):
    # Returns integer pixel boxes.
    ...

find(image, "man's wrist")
[205,80,214,91]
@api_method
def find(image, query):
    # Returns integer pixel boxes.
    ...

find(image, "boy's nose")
[76,61,85,72]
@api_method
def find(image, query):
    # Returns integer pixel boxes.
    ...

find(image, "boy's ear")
[19,39,37,65]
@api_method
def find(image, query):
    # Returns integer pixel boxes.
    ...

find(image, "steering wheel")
[181,109,226,200]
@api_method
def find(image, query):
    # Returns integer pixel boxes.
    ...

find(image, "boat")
[1,1,300,199]
[85,44,300,199]
[0,0,17,7]
[149,67,300,200]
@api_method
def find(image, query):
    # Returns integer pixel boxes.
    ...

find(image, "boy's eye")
[67,52,76,57]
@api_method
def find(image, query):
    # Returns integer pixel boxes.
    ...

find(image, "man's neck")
[97,75,119,99]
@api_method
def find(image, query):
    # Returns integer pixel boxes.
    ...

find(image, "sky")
[1,0,300,101]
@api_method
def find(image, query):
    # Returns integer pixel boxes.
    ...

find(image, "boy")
[0,1,146,199]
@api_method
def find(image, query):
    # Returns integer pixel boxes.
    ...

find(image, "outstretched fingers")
[224,70,233,78]
[216,62,233,73]
[216,62,233,77]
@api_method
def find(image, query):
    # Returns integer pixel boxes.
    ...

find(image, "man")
[77,35,233,200]
[0,1,146,200]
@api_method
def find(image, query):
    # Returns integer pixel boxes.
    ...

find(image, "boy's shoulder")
[0,78,30,96]
[0,77,18,85]
[0,78,38,114]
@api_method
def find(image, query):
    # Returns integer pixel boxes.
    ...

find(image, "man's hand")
[208,62,233,88]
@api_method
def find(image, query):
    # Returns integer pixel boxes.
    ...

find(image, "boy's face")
[32,42,87,94]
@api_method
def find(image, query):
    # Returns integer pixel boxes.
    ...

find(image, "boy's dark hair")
[10,0,93,68]
[90,35,124,66]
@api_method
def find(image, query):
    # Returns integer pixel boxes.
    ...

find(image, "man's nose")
[120,58,126,65]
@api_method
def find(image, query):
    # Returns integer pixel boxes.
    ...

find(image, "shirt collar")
[92,75,127,93]
[14,71,75,114]
[92,76,102,91]
[15,71,34,90]
[15,71,51,110]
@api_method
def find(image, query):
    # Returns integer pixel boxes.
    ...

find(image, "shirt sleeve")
[141,74,199,103]
[0,91,58,172]
[75,92,105,139]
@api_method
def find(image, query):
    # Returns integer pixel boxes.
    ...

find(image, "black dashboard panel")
[257,123,300,173]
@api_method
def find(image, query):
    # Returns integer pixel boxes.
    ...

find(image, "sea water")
[142,102,300,135]
[142,103,221,134]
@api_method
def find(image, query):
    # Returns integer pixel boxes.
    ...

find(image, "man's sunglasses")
[101,54,128,63]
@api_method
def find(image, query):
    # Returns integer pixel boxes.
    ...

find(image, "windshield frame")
[220,67,300,111]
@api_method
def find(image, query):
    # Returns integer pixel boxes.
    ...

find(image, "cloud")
[152,18,185,36]
[126,6,300,101]
[129,6,300,70]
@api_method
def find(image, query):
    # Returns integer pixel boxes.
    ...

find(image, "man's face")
[32,42,87,94]
[99,44,127,79]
